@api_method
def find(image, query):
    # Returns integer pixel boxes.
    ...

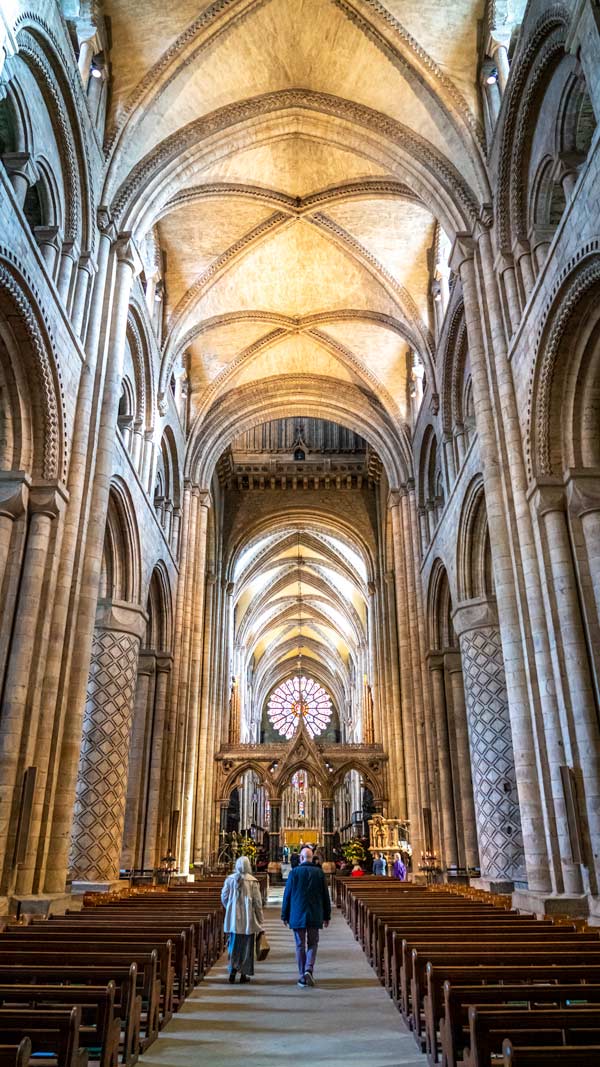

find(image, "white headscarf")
[233,854,252,885]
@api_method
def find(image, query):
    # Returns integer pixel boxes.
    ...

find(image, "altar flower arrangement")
[342,839,366,864]
[399,839,412,857]
[240,836,258,866]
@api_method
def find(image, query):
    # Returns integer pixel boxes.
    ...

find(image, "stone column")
[143,655,172,870]
[427,654,458,869]
[24,213,115,897]
[383,570,407,820]
[191,571,215,864]
[45,233,141,893]
[0,474,29,614]
[69,600,146,889]
[389,492,423,864]
[323,801,334,862]
[451,235,553,896]
[34,226,61,278]
[488,33,510,94]
[77,36,96,87]
[479,223,594,907]
[70,253,95,339]
[120,653,156,871]
[453,599,526,891]
[2,152,37,208]
[57,240,78,307]
[445,653,479,871]
[0,483,66,890]
[179,492,210,874]
[568,477,600,640]
[269,801,281,864]
[405,487,442,858]
[531,483,600,895]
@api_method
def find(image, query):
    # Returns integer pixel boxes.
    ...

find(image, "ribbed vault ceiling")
[104,0,489,477]
[231,520,369,733]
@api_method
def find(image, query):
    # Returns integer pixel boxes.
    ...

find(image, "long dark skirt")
[228,932,255,975]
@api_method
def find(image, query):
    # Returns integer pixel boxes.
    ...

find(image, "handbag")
[256,930,270,961]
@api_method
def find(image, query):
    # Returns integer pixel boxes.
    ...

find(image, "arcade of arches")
[0,0,600,925]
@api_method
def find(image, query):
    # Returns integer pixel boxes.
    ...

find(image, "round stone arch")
[144,561,173,653]
[0,255,66,481]
[186,374,410,493]
[274,760,332,805]
[456,475,494,603]
[527,248,600,480]
[100,479,143,605]
[331,760,385,809]
[219,760,273,805]
[14,16,94,252]
[427,557,458,651]
[494,5,571,250]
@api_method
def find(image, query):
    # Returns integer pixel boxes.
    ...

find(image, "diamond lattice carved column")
[454,599,525,891]
[69,601,146,888]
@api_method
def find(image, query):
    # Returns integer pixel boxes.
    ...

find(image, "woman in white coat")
[221,855,265,983]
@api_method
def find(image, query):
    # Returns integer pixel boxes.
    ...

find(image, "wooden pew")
[0,1039,31,1067]
[410,944,600,1048]
[41,920,195,998]
[0,946,166,1038]
[438,978,600,1067]
[378,918,560,990]
[0,933,175,1020]
[424,962,600,1067]
[399,930,599,1021]
[465,1005,600,1067]
[0,1005,86,1067]
[0,959,151,1060]
[0,982,120,1067]
[502,1037,600,1065]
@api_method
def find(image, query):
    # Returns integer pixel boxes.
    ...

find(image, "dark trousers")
[294,926,319,975]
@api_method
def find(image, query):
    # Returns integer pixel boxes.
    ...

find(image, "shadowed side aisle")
[138,898,426,1066]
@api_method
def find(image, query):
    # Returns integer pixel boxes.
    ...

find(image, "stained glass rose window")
[267,676,332,739]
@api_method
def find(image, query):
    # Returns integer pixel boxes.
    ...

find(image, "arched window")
[267,676,332,739]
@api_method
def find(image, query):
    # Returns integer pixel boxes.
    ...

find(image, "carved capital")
[29,481,69,518]
[443,651,463,673]
[97,206,116,241]
[565,472,600,517]
[115,233,143,276]
[0,471,30,519]
[452,596,499,637]
[137,652,157,676]
[426,651,445,671]
[34,225,62,253]
[156,653,174,673]
[449,233,476,274]
[2,151,38,187]
[95,598,148,640]
[77,251,97,278]
[528,480,566,517]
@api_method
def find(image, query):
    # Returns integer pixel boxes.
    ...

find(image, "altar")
[282,827,320,847]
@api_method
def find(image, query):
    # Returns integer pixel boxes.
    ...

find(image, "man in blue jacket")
[281,846,331,987]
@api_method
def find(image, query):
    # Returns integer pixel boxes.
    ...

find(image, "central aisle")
[139,893,426,1066]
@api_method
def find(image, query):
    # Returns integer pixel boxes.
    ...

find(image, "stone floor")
[139,890,426,1066]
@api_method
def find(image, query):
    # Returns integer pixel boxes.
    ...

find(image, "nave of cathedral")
[1,0,600,1060]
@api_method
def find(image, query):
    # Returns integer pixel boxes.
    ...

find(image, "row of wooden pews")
[337,878,600,1067]
[0,880,224,1067]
